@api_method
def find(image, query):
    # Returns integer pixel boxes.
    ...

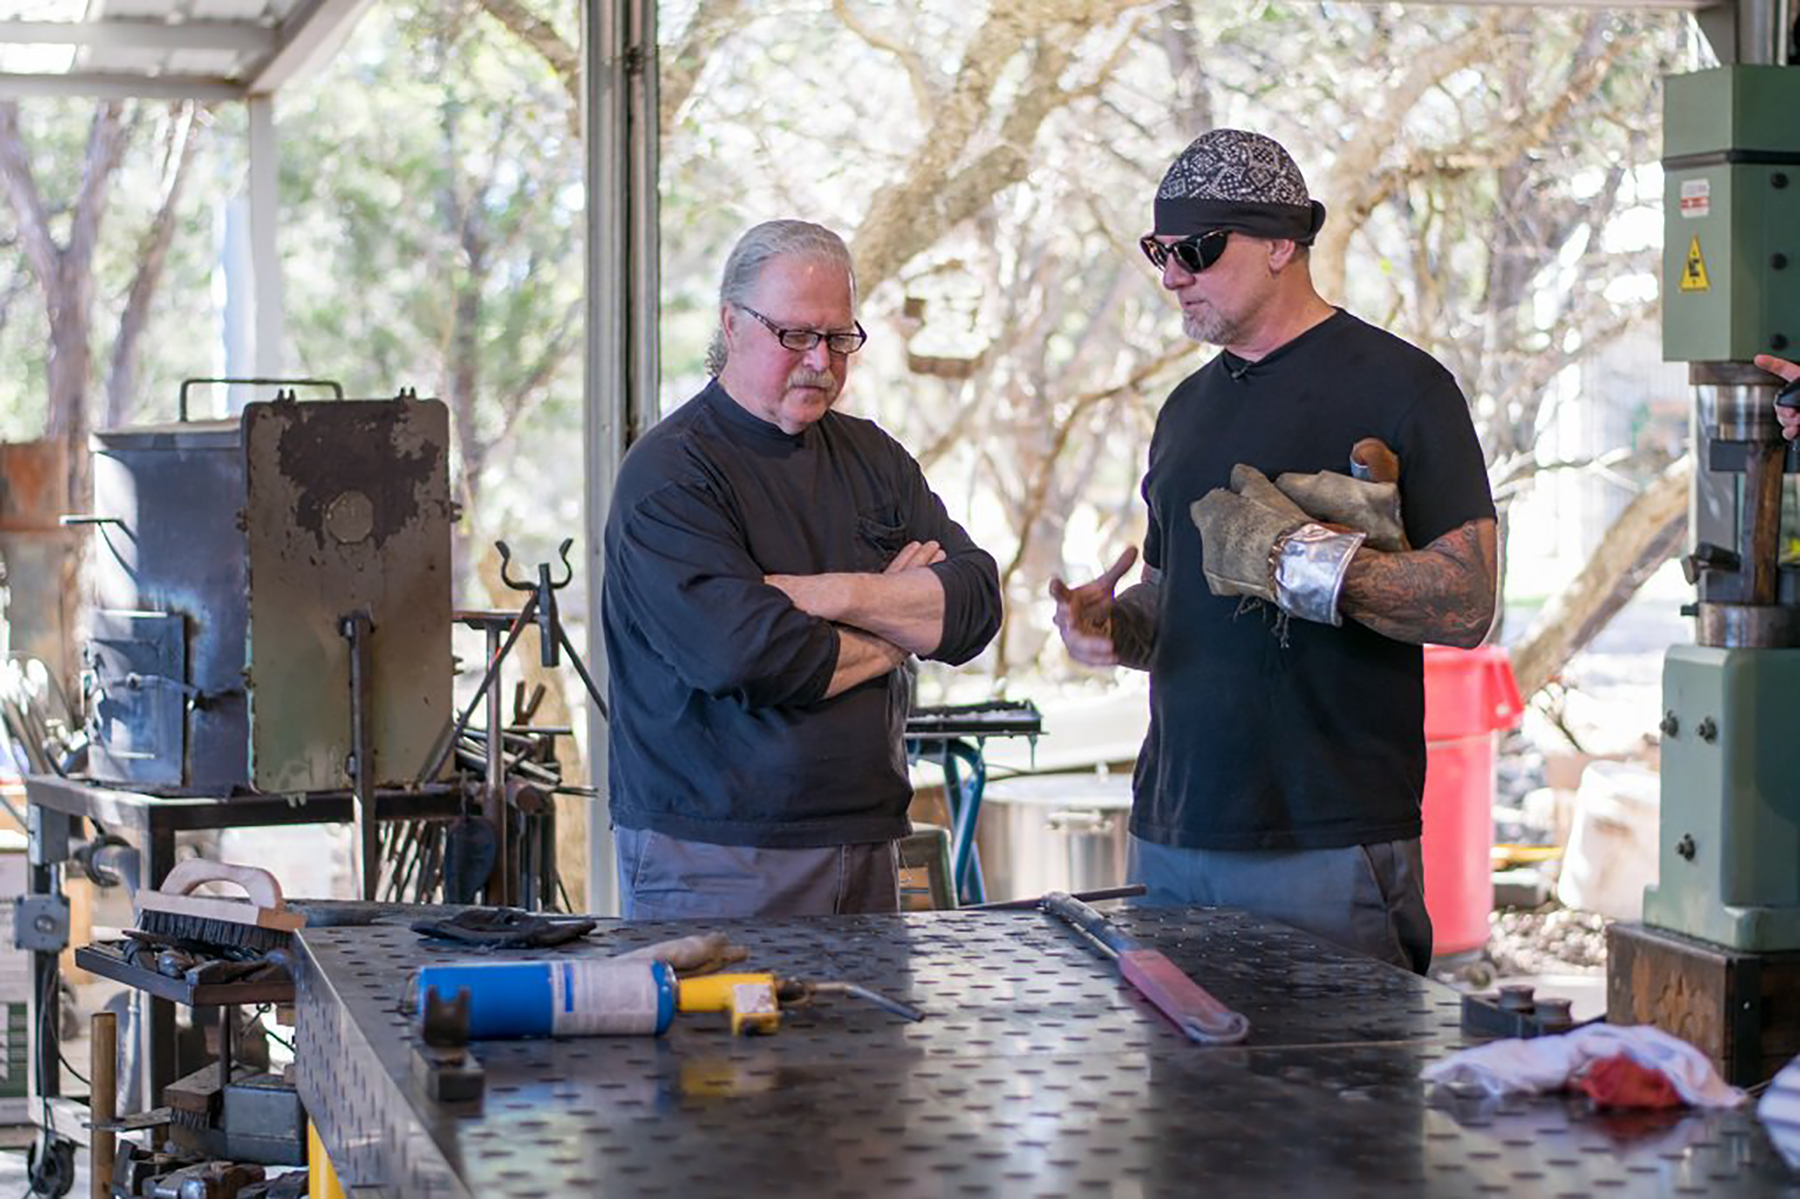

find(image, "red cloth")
[1575,1053,1686,1109]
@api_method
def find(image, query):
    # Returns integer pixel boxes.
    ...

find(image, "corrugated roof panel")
[97,0,177,19]
[0,42,74,71]
[0,1,87,20]
[191,0,269,21]
[165,45,238,73]
[79,44,166,71]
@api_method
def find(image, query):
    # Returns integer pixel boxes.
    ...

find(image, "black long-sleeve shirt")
[602,381,1002,848]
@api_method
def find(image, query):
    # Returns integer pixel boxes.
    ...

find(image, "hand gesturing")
[1048,547,1139,667]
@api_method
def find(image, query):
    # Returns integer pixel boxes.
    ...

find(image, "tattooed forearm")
[1111,571,1161,670]
[1339,520,1497,648]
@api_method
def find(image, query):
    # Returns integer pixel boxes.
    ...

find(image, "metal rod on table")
[90,1010,116,1199]
[965,885,1147,911]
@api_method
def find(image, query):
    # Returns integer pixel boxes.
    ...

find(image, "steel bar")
[342,611,378,902]
[482,624,509,907]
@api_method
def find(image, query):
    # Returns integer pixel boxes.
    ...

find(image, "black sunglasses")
[1139,230,1231,274]
[738,305,868,355]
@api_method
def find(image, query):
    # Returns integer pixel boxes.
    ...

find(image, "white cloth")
[1420,1024,1743,1108]
[1759,1054,1800,1168]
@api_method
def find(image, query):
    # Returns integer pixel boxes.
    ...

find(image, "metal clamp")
[413,985,484,1105]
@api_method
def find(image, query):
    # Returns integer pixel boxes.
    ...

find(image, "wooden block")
[1607,922,1800,1085]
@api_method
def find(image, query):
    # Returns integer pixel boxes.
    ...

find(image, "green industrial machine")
[1641,64,1800,953]
[1610,54,1800,1086]
[1660,67,1800,363]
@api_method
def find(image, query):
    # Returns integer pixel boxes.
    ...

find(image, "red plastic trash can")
[1420,646,1524,958]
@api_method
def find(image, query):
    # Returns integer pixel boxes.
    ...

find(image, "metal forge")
[19,381,598,1180]
[1608,64,1800,1084]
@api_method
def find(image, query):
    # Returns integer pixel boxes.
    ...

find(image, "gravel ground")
[1488,903,1609,976]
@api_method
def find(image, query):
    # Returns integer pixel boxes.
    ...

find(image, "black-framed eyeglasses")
[1139,230,1231,274]
[738,306,868,355]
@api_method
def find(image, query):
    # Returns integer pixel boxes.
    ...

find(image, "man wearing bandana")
[604,219,1001,918]
[1050,130,1497,974]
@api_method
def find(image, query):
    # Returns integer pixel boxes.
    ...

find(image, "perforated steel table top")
[293,907,1800,1198]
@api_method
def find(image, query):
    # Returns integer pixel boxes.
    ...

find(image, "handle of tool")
[1777,377,1800,409]
[157,859,287,911]
[676,972,778,1014]
[1041,891,1138,956]
[90,1011,116,1199]
[1117,949,1250,1045]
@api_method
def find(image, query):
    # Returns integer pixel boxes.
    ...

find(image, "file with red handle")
[1040,891,1249,1045]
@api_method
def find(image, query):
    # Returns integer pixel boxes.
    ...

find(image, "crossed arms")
[768,539,951,697]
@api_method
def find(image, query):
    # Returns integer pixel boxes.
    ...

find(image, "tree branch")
[1509,455,1691,699]
[660,0,747,141]
[1312,13,1502,299]
[832,0,936,117]
[475,0,580,132]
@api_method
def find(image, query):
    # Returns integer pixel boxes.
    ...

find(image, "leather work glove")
[1274,438,1409,553]
[1189,465,1366,626]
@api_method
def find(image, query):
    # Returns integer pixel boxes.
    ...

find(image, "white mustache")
[787,368,838,396]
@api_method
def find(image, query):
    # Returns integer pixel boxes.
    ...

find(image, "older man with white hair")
[603,218,1001,919]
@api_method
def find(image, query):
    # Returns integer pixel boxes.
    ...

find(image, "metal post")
[483,624,509,906]
[246,94,284,383]
[145,823,177,1108]
[583,0,658,917]
[341,612,378,901]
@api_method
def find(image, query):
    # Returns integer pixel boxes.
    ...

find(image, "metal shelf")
[75,943,295,1008]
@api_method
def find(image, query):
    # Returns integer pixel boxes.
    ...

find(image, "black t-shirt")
[602,381,1001,849]
[1134,309,1496,850]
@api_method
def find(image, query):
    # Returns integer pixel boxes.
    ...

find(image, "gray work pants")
[1128,835,1434,974]
[615,826,901,919]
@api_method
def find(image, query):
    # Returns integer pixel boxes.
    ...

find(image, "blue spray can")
[415,959,677,1039]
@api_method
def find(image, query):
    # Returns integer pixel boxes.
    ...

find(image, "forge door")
[243,399,454,793]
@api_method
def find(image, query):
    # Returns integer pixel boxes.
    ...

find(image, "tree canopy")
[0,0,1704,698]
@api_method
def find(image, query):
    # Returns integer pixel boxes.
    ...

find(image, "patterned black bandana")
[1154,128,1327,244]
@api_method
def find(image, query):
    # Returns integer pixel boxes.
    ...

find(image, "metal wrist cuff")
[1274,524,1366,626]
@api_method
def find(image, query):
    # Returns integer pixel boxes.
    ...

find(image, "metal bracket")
[12,894,70,952]
[412,985,484,1106]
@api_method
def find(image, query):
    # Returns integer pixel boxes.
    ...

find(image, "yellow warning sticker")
[1680,235,1710,292]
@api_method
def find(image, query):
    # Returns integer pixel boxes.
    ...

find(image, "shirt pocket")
[855,506,908,572]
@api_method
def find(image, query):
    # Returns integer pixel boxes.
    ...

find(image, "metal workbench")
[295,907,1800,1198]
